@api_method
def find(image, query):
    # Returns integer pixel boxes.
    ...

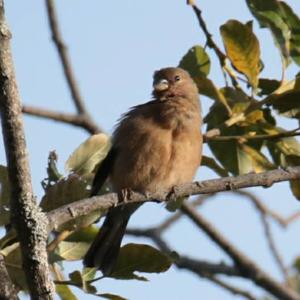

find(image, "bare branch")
[0,1,55,298]
[203,275,257,300]
[0,254,19,300]
[157,195,212,232]
[127,228,257,300]
[126,228,240,277]
[236,190,300,227]
[47,166,300,232]
[22,105,101,134]
[260,214,289,282]
[45,0,86,114]
[181,203,300,300]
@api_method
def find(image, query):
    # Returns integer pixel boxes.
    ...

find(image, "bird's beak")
[154,79,169,92]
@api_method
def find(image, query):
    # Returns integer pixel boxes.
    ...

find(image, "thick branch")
[47,166,300,232]
[22,105,100,134]
[0,2,54,298]
[181,203,300,300]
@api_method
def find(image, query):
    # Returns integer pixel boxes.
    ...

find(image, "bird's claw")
[118,188,133,204]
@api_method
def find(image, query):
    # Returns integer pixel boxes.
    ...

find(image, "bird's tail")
[83,208,130,275]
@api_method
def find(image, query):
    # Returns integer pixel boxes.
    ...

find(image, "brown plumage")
[83,67,202,274]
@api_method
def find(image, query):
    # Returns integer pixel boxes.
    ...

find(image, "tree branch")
[47,166,300,232]
[22,105,100,134]
[181,203,300,300]
[260,214,289,282]
[236,190,300,227]
[0,1,55,298]
[189,3,240,91]
[203,275,257,300]
[126,228,240,277]
[126,227,257,300]
[45,0,86,114]
[0,254,19,300]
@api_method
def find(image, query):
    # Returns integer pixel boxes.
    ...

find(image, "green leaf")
[41,174,103,231]
[98,293,127,300]
[179,46,231,113]
[66,225,99,243]
[82,267,97,282]
[179,45,211,77]
[266,127,300,199]
[0,165,11,226]
[201,155,229,177]
[258,78,281,96]
[246,0,291,66]
[53,241,90,261]
[69,270,97,294]
[278,2,300,65]
[110,243,172,280]
[65,133,111,176]
[268,76,300,119]
[165,196,186,212]
[205,98,275,175]
[220,19,261,89]
[56,284,78,300]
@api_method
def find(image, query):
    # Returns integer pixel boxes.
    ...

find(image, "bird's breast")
[110,109,202,193]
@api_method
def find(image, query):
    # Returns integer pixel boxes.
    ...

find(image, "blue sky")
[2,1,300,299]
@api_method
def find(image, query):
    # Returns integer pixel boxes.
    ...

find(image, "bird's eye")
[174,75,181,82]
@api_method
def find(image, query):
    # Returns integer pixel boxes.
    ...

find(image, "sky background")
[1,0,300,299]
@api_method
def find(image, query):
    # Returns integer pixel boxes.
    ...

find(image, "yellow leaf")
[220,19,261,89]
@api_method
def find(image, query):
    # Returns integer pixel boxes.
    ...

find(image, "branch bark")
[0,1,55,299]
[47,166,300,232]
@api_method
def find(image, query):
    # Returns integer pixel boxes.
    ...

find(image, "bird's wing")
[90,147,117,196]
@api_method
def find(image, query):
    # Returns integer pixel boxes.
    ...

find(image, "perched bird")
[83,67,202,274]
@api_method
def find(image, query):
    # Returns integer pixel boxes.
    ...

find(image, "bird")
[83,67,202,275]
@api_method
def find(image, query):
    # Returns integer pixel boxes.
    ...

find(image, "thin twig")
[204,128,300,142]
[203,275,257,300]
[157,195,213,233]
[235,190,300,227]
[260,214,289,282]
[190,4,240,92]
[45,0,86,114]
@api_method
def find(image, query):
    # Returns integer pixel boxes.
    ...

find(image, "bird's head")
[152,67,199,101]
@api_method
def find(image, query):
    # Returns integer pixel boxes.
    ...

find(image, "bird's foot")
[118,188,133,204]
